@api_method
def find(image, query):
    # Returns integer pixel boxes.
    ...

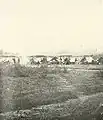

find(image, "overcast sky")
[0,0,103,55]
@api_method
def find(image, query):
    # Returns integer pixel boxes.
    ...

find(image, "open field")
[0,64,103,119]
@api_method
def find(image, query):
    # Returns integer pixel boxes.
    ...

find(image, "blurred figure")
[12,58,16,64]
[18,57,20,64]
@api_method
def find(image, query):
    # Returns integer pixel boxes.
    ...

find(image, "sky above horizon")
[0,0,103,55]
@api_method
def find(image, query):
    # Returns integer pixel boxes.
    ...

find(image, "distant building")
[97,57,103,64]
[27,55,48,65]
[86,56,94,64]
[0,52,21,64]
[80,55,94,64]
[69,56,76,64]
[74,56,83,64]
[47,56,53,62]
[49,56,59,64]
[58,55,72,64]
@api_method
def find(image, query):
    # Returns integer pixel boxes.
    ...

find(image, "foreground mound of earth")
[1,92,103,120]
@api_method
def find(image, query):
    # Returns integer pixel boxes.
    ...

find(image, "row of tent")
[0,55,103,65]
[0,56,20,64]
[27,55,103,65]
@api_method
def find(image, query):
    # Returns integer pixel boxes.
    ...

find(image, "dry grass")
[0,63,103,119]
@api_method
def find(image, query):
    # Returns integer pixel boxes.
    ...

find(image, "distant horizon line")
[0,49,103,56]
[0,53,103,57]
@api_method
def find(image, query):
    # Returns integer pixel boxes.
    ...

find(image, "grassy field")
[0,64,103,120]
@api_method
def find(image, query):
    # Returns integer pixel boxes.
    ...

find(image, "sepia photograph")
[0,0,103,119]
